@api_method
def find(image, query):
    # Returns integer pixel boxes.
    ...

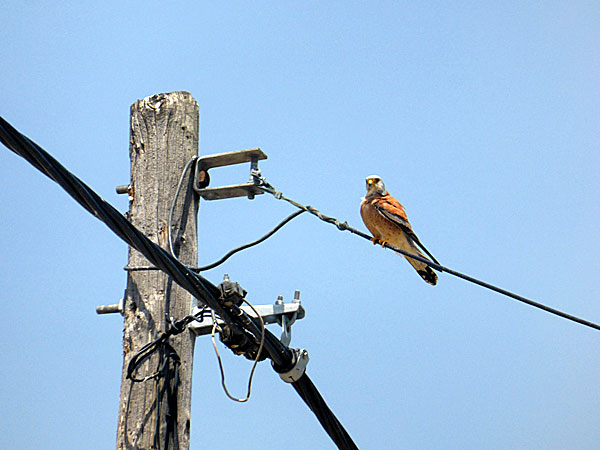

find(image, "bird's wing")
[373,195,440,265]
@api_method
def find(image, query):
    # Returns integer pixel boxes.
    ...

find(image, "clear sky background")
[1,2,599,449]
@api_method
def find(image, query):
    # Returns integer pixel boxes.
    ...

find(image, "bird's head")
[365,175,387,197]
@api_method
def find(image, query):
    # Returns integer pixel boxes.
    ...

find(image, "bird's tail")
[405,250,438,286]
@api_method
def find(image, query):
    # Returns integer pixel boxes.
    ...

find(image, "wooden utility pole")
[116,91,199,450]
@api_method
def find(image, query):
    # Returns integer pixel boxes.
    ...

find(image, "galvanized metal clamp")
[188,290,305,345]
[276,348,310,383]
[193,148,268,200]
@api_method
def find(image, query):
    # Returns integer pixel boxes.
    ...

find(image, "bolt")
[96,298,124,315]
[276,295,284,305]
[293,290,301,303]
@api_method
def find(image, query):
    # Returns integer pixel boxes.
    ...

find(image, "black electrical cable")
[166,157,306,272]
[0,116,360,450]
[127,308,187,450]
[168,155,199,258]
[258,182,600,333]
[293,374,359,450]
[192,209,305,272]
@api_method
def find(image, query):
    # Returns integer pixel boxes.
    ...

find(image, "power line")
[164,158,600,334]
[0,116,359,450]
[257,180,600,333]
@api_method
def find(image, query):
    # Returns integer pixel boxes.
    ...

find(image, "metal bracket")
[277,290,301,346]
[193,148,267,200]
[188,292,305,341]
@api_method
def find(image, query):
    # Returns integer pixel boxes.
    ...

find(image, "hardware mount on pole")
[194,148,268,200]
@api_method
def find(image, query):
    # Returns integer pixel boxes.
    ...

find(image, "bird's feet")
[370,237,388,248]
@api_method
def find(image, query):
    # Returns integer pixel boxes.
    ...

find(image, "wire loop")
[210,298,266,403]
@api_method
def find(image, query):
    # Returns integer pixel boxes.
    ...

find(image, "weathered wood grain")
[116,91,199,450]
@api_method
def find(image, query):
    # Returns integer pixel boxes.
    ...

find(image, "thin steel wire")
[258,181,600,333]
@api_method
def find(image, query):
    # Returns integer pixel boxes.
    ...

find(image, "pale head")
[365,175,387,197]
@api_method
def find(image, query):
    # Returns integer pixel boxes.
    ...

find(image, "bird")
[360,175,439,285]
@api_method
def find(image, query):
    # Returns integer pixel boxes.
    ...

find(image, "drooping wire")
[193,209,305,272]
[210,298,266,402]
[126,309,206,382]
[258,179,600,333]
[139,206,305,273]
[126,307,192,450]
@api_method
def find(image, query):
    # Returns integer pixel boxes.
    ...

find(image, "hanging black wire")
[126,309,197,450]
[0,116,360,450]
[168,155,199,258]
[193,209,305,272]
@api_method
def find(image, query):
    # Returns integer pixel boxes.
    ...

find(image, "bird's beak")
[367,179,374,186]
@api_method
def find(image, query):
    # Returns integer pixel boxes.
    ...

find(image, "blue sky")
[1,2,599,449]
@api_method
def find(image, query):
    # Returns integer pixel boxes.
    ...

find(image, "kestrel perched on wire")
[360,175,439,285]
